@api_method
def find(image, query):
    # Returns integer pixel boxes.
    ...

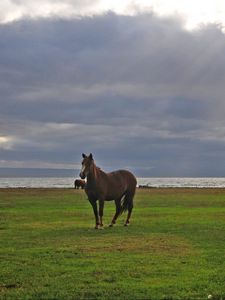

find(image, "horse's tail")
[118,171,136,215]
[120,191,134,215]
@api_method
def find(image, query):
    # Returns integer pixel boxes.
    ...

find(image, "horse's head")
[79,153,94,179]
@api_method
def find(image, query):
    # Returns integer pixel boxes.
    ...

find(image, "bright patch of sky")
[0,136,12,150]
[0,0,225,30]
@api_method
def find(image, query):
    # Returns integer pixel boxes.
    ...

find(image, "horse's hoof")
[109,224,114,227]
[94,226,99,229]
[124,223,130,227]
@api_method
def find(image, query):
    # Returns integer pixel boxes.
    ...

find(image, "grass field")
[0,188,225,300]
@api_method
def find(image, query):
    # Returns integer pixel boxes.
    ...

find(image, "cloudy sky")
[1,0,225,177]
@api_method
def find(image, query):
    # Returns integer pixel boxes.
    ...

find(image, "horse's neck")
[87,164,105,188]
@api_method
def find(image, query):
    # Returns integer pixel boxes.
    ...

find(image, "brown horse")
[74,179,86,189]
[79,153,137,229]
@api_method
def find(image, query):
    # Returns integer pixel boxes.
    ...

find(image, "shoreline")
[1,187,225,190]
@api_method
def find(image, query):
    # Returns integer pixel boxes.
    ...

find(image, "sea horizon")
[1,177,225,188]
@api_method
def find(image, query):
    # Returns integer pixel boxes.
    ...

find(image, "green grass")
[0,188,225,300]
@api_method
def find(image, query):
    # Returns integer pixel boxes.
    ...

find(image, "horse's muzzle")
[80,172,86,179]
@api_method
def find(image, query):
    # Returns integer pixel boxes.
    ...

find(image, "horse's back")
[108,169,137,192]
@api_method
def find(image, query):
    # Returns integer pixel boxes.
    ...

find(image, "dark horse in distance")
[74,179,86,189]
[79,153,137,229]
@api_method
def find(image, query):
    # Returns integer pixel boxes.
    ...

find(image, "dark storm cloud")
[1,13,225,176]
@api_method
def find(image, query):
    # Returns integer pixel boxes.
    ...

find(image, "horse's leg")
[89,199,100,229]
[99,199,104,227]
[109,199,121,227]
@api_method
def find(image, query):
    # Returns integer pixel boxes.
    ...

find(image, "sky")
[1,0,225,177]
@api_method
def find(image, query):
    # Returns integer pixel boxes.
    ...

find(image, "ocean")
[0,177,225,188]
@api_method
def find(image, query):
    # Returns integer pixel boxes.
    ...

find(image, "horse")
[74,179,86,189]
[79,153,137,229]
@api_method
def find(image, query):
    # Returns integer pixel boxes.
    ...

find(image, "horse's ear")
[82,153,86,158]
[89,153,93,160]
